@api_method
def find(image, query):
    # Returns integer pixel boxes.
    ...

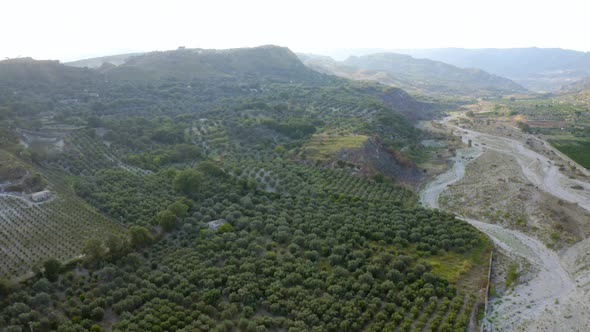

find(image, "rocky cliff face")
[337,136,423,183]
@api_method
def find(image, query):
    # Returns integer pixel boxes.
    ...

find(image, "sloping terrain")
[99,46,329,83]
[378,87,436,122]
[0,58,100,91]
[300,52,526,96]
[394,48,590,92]
[0,45,493,331]
[559,76,590,95]
[337,137,423,182]
[0,148,124,281]
[66,52,144,68]
[576,88,590,104]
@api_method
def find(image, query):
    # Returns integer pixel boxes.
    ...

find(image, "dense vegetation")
[0,158,486,331]
[548,139,590,168]
[0,47,489,331]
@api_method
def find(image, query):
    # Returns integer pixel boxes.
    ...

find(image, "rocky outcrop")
[336,136,423,183]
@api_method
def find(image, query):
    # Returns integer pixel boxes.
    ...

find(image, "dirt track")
[420,113,590,331]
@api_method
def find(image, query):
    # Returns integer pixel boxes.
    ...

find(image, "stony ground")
[420,110,590,331]
[440,149,590,248]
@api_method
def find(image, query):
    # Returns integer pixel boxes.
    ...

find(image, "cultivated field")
[0,186,123,281]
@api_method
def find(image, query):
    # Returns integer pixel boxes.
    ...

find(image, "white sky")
[2,0,589,61]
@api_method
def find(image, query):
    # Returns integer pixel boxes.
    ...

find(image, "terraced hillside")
[0,140,124,281]
[0,191,123,280]
[0,47,491,331]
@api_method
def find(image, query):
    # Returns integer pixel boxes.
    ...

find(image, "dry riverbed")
[420,111,590,331]
[440,149,590,249]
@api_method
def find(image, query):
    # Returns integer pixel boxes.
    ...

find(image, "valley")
[1,41,590,331]
[3,0,590,330]
[420,108,590,331]
[0,48,493,331]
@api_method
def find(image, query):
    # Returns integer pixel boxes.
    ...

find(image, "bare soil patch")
[441,150,590,248]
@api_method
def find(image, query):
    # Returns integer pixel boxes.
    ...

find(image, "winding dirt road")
[420,114,590,331]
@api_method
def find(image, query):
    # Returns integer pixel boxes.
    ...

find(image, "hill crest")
[80,45,327,83]
[300,52,526,96]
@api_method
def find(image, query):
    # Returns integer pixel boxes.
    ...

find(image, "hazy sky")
[2,0,589,61]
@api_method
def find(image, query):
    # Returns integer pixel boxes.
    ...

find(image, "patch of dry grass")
[300,133,368,160]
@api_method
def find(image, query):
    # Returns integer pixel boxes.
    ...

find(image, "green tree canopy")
[168,200,189,218]
[0,278,10,296]
[156,209,178,231]
[129,226,154,247]
[173,169,204,194]
[43,258,63,282]
[82,238,106,261]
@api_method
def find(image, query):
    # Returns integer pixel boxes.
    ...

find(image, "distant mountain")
[390,48,590,92]
[0,46,333,91]
[90,45,327,83]
[66,53,143,68]
[299,52,526,97]
[0,58,97,86]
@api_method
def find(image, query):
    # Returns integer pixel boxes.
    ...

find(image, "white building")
[31,190,51,202]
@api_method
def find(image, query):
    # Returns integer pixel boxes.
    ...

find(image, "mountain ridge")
[69,45,329,84]
[66,52,143,68]
[389,47,590,92]
[0,46,334,88]
[0,57,99,87]
[299,52,526,97]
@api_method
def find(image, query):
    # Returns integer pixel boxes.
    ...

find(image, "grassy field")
[300,133,368,160]
[549,139,590,168]
[425,234,492,284]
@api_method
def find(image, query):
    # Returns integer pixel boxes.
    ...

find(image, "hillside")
[300,52,526,97]
[2,46,327,88]
[0,45,492,331]
[66,52,143,68]
[392,48,590,92]
[91,45,329,83]
[559,76,590,94]
[0,58,99,90]
[574,88,590,104]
